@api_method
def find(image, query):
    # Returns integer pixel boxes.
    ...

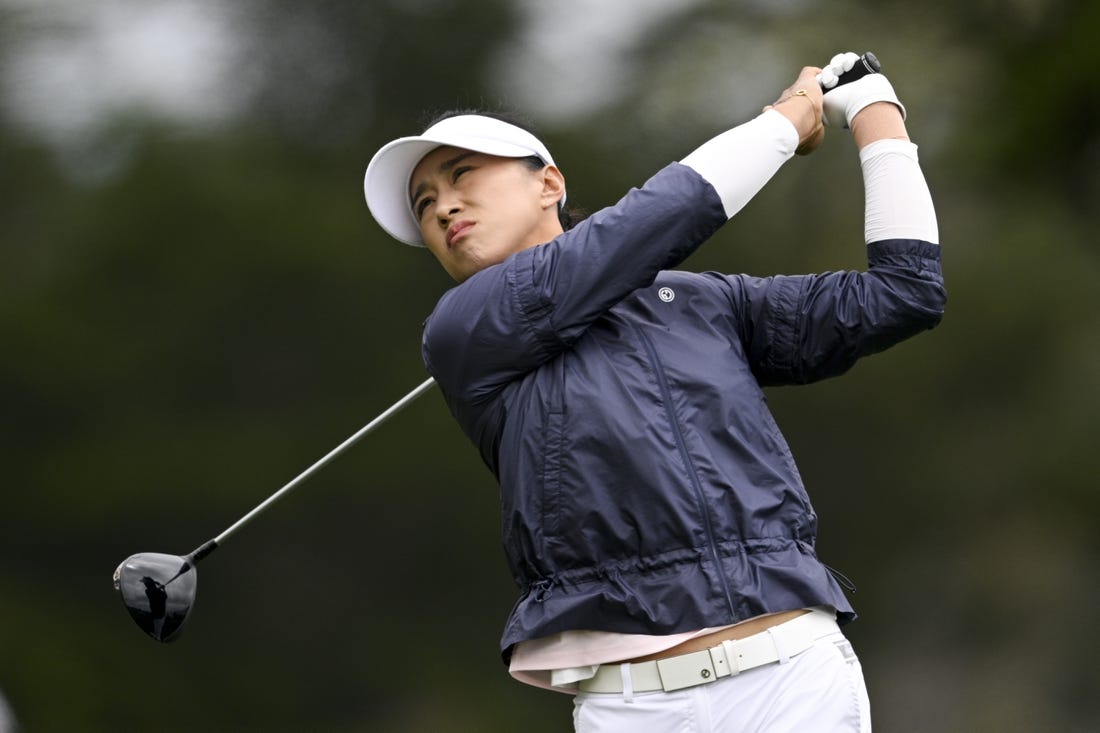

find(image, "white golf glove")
[817,52,906,129]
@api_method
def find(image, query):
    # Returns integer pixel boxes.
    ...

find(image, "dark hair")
[421,108,587,231]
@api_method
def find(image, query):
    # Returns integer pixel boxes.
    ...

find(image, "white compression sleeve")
[860,139,939,244]
[680,109,798,219]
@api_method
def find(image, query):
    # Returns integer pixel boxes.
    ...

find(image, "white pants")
[573,631,871,732]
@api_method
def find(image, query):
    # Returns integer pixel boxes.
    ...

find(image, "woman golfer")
[364,53,944,732]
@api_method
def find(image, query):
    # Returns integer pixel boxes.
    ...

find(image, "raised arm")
[733,54,944,384]
[424,101,816,408]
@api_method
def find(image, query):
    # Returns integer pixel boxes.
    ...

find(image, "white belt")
[577,609,840,694]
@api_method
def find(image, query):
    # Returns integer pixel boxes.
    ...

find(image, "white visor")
[363,115,562,246]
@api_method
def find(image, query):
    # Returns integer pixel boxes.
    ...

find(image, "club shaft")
[201,377,436,551]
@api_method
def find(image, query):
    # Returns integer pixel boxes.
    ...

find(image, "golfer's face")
[410,146,553,282]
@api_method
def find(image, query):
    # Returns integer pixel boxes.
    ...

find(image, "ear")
[539,165,566,210]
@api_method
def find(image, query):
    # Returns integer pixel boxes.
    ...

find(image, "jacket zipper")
[631,323,737,619]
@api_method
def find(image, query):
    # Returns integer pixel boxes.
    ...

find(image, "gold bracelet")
[771,89,814,110]
[785,89,812,103]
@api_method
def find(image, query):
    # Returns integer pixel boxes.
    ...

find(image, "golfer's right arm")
[423,110,809,403]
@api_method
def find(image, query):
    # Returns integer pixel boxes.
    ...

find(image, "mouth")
[446,221,474,249]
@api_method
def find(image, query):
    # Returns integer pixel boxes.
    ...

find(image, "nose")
[435,198,462,229]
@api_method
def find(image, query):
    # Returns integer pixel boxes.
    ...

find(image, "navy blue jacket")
[422,163,946,662]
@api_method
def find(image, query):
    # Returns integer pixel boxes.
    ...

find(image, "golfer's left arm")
[735,67,945,384]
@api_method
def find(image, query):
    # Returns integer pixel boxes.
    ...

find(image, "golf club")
[831,51,881,87]
[114,376,436,642]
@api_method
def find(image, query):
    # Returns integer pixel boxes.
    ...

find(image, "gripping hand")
[817,52,906,129]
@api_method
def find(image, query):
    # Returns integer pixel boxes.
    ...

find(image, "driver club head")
[113,552,197,642]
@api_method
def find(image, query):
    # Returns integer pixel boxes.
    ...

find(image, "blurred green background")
[1,0,1097,731]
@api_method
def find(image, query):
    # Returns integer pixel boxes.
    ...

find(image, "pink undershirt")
[509,622,740,692]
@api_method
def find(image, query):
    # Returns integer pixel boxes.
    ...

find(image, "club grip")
[827,52,881,89]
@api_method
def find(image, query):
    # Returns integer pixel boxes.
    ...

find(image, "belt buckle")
[655,650,717,692]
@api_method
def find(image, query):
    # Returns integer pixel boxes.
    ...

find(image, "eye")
[452,166,472,182]
[415,196,434,220]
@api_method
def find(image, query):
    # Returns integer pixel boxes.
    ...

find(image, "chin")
[450,259,481,283]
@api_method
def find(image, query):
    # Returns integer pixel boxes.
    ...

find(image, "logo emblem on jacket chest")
[658,287,675,303]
